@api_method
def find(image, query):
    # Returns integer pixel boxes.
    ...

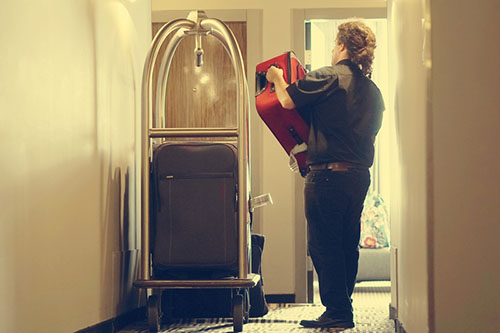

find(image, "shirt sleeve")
[378,88,386,112]
[286,67,339,110]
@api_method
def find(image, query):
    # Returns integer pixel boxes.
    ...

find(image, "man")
[266,20,384,329]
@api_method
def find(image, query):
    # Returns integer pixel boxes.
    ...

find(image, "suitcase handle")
[255,64,284,96]
[288,126,304,145]
[255,71,267,96]
[296,64,303,80]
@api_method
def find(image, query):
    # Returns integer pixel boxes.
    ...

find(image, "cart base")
[134,273,260,290]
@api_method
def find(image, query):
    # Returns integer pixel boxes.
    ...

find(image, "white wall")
[431,0,500,331]
[388,0,430,331]
[152,0,386,299]
[0,1,151,332]
[390,0,500,331]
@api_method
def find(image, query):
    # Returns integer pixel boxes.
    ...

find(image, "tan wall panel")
[431,0,500,331]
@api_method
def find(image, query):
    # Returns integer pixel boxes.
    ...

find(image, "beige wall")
[152,0,387,299]
[431,0,500,331]
[0,1,151,332]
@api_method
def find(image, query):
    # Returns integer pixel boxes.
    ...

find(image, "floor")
[119,281,394,332]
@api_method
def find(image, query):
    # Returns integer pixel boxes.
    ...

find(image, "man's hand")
[264,65,296,110]
[266,66,284,84]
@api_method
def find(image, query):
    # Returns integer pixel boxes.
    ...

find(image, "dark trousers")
[304,168,370,320]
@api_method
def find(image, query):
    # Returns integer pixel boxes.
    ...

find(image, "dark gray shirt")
[286,59,385,168]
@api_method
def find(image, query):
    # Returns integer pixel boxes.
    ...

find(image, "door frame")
[291,6,388,304]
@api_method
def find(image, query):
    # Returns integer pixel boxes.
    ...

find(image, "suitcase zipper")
[157,173,236,212]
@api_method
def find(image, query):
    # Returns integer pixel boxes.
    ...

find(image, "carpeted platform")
[119,282,394,332]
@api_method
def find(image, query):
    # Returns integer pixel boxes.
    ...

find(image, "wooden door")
[152,22,247,136]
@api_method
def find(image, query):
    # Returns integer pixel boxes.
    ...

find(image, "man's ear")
[339,43,346,52]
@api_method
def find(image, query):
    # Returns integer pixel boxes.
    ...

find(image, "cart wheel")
[243,309,249,324]
[147,295,161,332]
[233,294,244,332]
[243,289,250,323]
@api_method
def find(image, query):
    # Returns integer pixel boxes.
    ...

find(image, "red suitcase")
[255,51,309,176]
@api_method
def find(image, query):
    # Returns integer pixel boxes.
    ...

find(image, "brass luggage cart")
[133,10,259,332]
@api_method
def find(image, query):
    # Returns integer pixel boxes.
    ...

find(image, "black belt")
[308,162,367,171]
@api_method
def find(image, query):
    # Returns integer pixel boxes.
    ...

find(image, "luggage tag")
[287,126,308,173]
[249,193,273,212]
[289,142,308,173]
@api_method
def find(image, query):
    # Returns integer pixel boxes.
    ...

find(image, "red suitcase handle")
[255,64,280,96]
[255,60,305,97]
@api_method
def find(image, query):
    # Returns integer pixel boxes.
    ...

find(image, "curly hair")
[336,21,376,78]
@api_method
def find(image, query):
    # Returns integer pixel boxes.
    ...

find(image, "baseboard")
[390,303,407,333]
[75,307,146,333]
[395,318,407,333]
[265,294,296,303]
[389,303,397,320]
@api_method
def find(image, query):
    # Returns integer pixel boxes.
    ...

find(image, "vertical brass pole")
[140,19,194,280]
[201,19,250,279]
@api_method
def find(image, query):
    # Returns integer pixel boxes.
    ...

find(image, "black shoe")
[300,313,354,329]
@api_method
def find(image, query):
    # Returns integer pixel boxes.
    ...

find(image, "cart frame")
[133,10,258,333]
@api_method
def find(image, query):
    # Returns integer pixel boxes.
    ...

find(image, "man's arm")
[266,66,296,110]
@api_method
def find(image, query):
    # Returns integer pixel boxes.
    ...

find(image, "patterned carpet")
[119,282,394,333]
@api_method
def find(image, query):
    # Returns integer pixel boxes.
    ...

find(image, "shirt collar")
[336,59,353,66]
[336,59,362,73]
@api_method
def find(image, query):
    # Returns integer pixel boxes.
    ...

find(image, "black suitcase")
[150,142,239,276]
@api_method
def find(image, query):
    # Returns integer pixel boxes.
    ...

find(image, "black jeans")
[304,168,370,320]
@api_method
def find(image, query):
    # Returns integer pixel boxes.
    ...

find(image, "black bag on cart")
[150,142,239,276]
[157,234,268,319]
[159,278,235,319]
[249,233,269,317]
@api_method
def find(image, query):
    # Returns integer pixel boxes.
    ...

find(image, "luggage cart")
[133,11,259,333]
